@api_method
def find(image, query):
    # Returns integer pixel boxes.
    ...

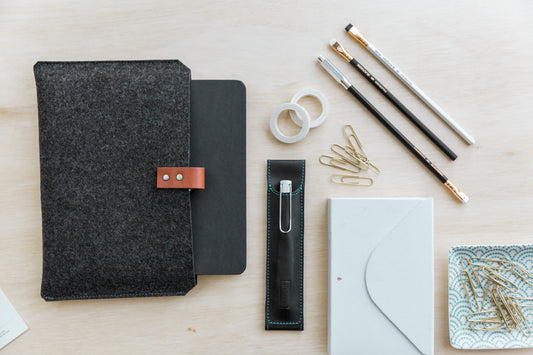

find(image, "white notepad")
[328,198,434,355]
[0,288,28,349]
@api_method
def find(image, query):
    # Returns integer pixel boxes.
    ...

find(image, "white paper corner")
[0,288,28,349]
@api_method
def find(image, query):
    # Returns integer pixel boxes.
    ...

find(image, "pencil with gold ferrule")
[329,38,457,161]
[317,55,468,203]
[345,23,475,145]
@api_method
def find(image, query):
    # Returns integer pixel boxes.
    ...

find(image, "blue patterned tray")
[449,245,533,349]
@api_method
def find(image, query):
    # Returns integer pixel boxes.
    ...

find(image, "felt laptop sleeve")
[35,60,197,300]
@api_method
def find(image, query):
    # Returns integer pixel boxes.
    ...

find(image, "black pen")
[329,39,457,161]
[318,55,468,203]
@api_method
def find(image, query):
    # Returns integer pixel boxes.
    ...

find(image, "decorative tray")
[449,244,533,349]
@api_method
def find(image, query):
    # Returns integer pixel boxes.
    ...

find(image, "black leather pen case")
[265,160,305,330]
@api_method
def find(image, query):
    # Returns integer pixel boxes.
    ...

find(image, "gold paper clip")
[331,174,373,186]
[460,270,480,311]
[319,125,379,185]
[460,255,533,336]
[470,257,513,271]
[330,144,366,168]
[504,257,533,286]
[343,125,380,173]
[480,267,518,292]
[319,155,361,174]
[466,309,499,322]
[343,125,364,152]
[518,317,532,337]
[460,258,483,291]
[490,288,512,329]
[480,280,494,310]
[467,309,505,331]
[496,287,521,326]
[469,320,506,331]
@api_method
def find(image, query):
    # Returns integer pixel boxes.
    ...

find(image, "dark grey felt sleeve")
[34,60,197,301]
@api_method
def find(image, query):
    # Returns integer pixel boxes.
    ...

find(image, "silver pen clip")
[317,55,352,89]
[279,180,292,233]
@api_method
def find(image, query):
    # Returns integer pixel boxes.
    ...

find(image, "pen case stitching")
[266,160,271,328]
[267,160,305,193]
[266,161,300,325]
[266,161,278,326]
[299,160,304,329]
[268,321,301,325]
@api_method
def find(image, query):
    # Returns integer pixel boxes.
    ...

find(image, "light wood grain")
[1,0,533,353]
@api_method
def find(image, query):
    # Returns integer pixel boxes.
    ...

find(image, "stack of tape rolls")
[270,89,329,144]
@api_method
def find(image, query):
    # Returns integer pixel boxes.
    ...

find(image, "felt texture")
[190,80,247,275]
[34,60,197,300]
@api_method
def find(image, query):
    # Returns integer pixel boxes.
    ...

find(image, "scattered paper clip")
[319,125,379,186]
[459,256,533,337]
[331,174,373,186]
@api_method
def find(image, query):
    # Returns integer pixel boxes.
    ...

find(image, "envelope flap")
[365,199,433,355]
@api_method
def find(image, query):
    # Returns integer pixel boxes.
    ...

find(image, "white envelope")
[328,198,434,355]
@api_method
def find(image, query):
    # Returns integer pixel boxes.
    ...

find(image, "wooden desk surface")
[1,1,532,353]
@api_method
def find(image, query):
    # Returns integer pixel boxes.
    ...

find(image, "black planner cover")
[35,60,197,300]
[190,80,246,275]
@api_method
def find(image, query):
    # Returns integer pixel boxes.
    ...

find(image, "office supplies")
[34,61,246,300]
[318,56,469,203]
[289,89,329,128]
[331,174,373,186]
[345,24,475,145]
[0,288,28,349]
[328,198,434,354]
[342,124,379,173]
[270,103,311,143]
[449,245,533,349]
[329,39,457,160]
[319,155,361,174]
[270,89,328,143]
[319,124,378,186]
[266,160,305,330]
[464,286,531,335]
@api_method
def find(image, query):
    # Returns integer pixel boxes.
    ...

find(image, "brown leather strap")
[157,167,205,189]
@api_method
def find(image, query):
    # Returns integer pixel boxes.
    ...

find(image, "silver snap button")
[176,174,183,181]
[162,174,169,181]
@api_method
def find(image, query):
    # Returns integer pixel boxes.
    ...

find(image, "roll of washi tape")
[289,89,329,128]
[270,103,311,144]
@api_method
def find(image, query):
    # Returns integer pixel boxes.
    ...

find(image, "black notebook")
[190,80,246,275]
[34,61,246,301]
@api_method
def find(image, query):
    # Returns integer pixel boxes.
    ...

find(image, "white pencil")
[345,24,475,145]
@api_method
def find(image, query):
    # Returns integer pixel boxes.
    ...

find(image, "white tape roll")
[270,103,311,144]
[289,89,329,128]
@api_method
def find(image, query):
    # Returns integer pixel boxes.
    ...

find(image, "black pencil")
[318,55,468,203]
[329,39,457,161]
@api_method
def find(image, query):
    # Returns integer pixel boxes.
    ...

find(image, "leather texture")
[157,167,205,189]
[265,160,305,330]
